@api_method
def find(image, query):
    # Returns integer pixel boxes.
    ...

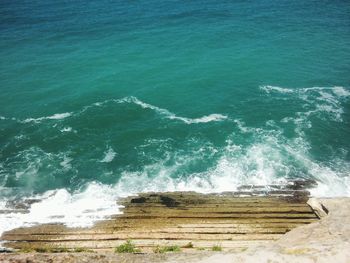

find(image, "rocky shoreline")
[0,183,349,262]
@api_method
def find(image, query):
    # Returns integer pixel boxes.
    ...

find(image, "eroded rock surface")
[2,183,348,262]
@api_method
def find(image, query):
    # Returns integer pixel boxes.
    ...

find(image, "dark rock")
[0,247,14,253]
[160,195,179,207]
[130,197,147,204]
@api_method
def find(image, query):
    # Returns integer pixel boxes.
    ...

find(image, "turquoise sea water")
[0,0,350,232]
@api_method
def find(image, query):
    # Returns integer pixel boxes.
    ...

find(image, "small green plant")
[50,247,70,253]
[153,245,181,253]
[73,247,93,253]
[34,247,50,253]
[211,245,222,252]
[182,242,194,248]
[196,247,206,251]
[115,240,141,253]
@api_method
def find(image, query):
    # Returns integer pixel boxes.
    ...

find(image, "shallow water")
[0,0,349,235]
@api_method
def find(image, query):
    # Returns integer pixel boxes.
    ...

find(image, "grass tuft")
[211,245,222,252]
[153,245,181,253]
[34,247,50,253]
[73,247,93,253]
[49,247,70,253]
[115,240,141,253]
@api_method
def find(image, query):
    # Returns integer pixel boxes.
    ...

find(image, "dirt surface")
[200,198,350,263]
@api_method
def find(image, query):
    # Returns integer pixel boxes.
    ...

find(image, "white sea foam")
[331,86,350,97]
[0,183,123,238]
[0,116,17,122]
[60,156,72,170]
[8,87,348,127]
[261,85,349,123]
[260,85,350,97]
[49,96,228,125]
[0,138,293,237]
[315,104,343,121]
[10,96,226,126]
[183,114,228,124]
[1,147,76,187]
[1,128,349,239]
[259,85,294,94]
[4,95,226,126]
[23,112,72,123]
[1,88,349,240]
[60,126,73,132]
[100,147,117,163]
[118,96,228,124]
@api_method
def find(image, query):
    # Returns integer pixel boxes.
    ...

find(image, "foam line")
[22,112,72,123]
[119,96,228,124]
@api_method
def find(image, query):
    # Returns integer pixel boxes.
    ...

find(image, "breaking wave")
[0,183,123,237]
[1,117,349,237]
[1,86,349,239]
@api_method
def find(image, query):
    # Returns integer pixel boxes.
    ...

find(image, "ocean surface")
[0,0,350,235]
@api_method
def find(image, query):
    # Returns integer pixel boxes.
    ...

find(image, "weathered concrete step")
[123,206,314,213]
[4,232,281,242]
[119,212,317,219]
[3,228,291,241]
[1,223,308,236]
[175,222,309,228]
[123,203,311,208]
[1,187,319,252]
[3,219,316,236]
[5,239,272,250]
[105,217,317,224]
[98,222,311,231]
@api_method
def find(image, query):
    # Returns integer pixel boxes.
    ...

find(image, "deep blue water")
[0,0,349,232]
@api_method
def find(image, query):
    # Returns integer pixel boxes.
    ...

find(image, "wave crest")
[119,96,228,124]
[22,112,72,123]
[4,96,227,125]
